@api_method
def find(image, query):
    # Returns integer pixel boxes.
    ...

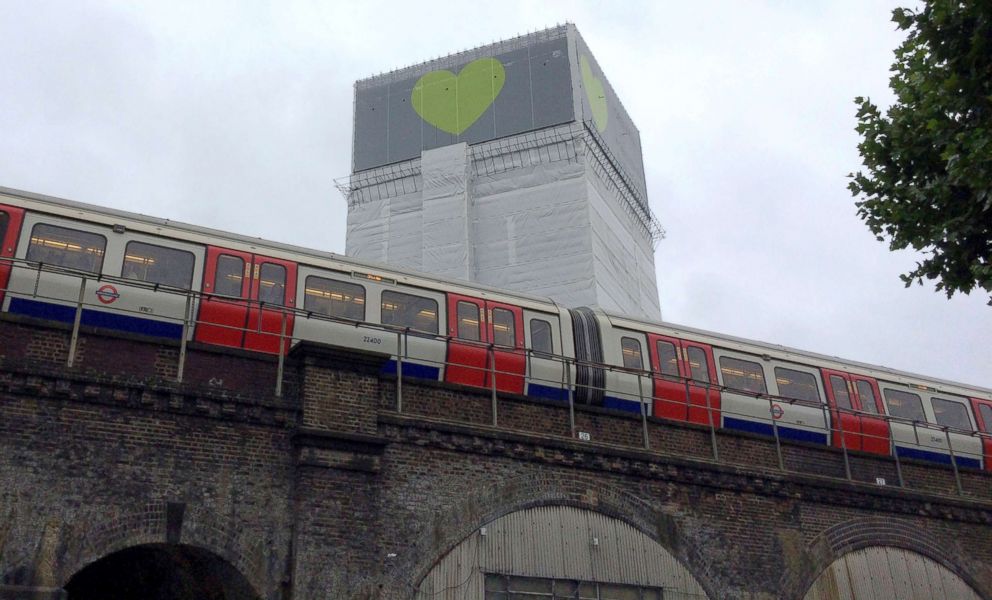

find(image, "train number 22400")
[363,336,383,345]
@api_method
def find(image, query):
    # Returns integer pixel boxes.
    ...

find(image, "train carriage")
[1,185,991,474]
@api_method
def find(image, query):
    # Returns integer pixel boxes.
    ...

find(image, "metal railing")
[1,256,989,497]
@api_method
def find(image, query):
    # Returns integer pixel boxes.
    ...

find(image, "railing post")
[945,428,964,496]
[32,261,42,297]
[830,404,852,481]
[769,395,784,470]
[395,329,404,413]
[489,344,498,427]
[638,371,649,450]
[67,277,86,368]
[566,356,575,438]
[891,419,905,488]
[176,290,192,383]
[704,381,718,461]
[275,310,287,398]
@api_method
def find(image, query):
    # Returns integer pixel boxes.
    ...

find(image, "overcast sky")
[2,1,989,389]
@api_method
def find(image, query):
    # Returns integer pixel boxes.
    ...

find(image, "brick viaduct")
[0,314,990,599]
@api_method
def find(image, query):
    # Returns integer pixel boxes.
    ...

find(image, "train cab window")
[381,290,438,334]
[304,276,365,320]
[719,356,767,395]
[529,319,553,354]
[931,397,972,431]
[213,255,244,297]
[883,388,926,422]
[829,375,853,410]
[686,346,711,384]
[656,340,679,378]
[775,367,821,404]
[492,307,515,347]
[257,263,286,306]
[0,211,8,243]
[27,223,106,273]
[121,241,194,288]
[620,337,643,370]
[855,380,880,414]
[456,301,481,341]
[978,404,992,434]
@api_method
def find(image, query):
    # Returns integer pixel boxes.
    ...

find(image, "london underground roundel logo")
[95,284,120,304]
[770,403,784,420]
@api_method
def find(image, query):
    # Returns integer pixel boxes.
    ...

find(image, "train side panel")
[600,321,651,414]
[6,212,202,339]
[522,308,571,402]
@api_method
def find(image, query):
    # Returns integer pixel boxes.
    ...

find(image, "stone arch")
[58,502,269,598]
[379,472,718,600]
[780,516,990,600]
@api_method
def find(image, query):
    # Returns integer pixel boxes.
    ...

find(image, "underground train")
[1,186,990,471]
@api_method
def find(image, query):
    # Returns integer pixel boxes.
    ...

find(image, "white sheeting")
[346,130,661,320]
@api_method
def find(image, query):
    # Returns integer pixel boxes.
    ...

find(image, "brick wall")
[1,315,991,600]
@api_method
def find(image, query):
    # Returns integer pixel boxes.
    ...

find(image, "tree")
[850,1,992,303]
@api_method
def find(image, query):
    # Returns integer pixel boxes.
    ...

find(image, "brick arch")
[58,501,266,598]
[379,472,717,600]
[780,516,990,600]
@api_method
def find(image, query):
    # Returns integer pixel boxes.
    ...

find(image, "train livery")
[1,186,991,472]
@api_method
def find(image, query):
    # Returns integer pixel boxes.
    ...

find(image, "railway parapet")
[1,316,990,599]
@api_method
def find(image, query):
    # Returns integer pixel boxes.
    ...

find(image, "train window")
[931,397,971,431]
[855,380,879,414]
[687,346,711,384]
[27,223,106,273]
[492,307,515,347]
[775,367,821,404]
[978,404,992,434]
[656,340,679,378]
[456,301,481,341]
[883,388,926,422]
[829,375,853,410]
[621,337,643,370]
[257,263,286,306]
[381,290,438,334]
[121,241,194,288]
[304,276,365,320]
[213,255,244,297]
[529,319,553,354]
[719,356,767,395]
[0,212,8,243]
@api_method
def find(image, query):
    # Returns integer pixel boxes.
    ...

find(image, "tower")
[344,24,662,319]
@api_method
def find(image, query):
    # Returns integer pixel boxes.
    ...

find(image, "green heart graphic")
[411,58,505,135]
[580,55,608,133]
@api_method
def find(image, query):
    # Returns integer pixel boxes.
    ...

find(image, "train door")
[850,376,890,455]
[649,337,721,426]
[446,294,487,387]
[244,256,296,353]
[487,301,525,394]
[196,247,297,353]
[196,247,252,349]
[0,205,24,305]
[683,342,721,427]
[970,398,992,471]
[649,334,688,421]
[822,369,865,451]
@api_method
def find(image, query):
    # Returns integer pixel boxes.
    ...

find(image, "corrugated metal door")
[804,546,981,600]
[414,506,708,600]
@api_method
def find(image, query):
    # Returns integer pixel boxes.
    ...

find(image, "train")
[1,186,990,472]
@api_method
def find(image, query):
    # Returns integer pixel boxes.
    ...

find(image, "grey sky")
[2,1,989,388]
